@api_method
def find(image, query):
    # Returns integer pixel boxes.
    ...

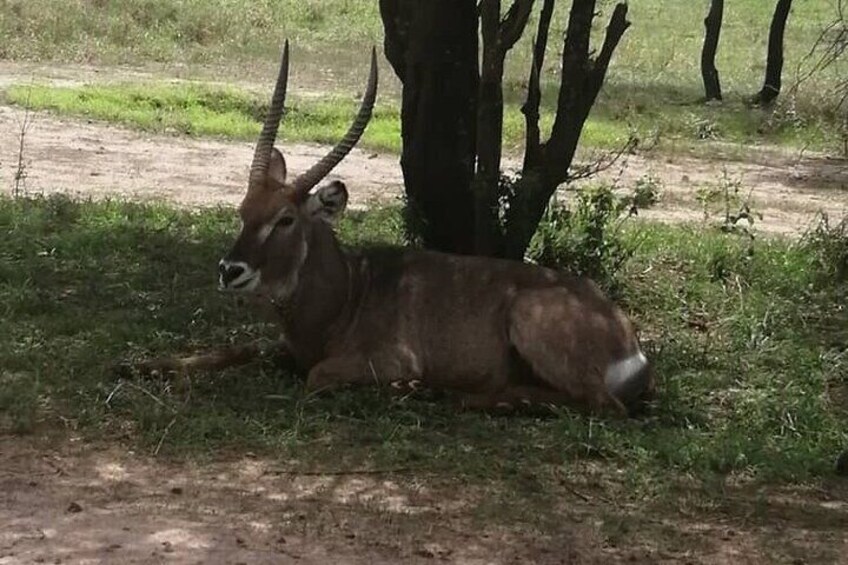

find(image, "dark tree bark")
[379,0,479,254]
[522,0,555,171]
[753,0,793,106]
[380,0,629,261]
[504,2,631,259]
[474,0,534,256]
[701,0,724,101]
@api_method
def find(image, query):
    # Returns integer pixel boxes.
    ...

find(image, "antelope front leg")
[305,352,415,394]
[115,339,286,379]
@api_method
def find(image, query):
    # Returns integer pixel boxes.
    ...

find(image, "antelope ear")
[269,148,288,185]
[306,181,348,223]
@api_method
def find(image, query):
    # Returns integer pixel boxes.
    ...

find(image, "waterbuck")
[152,43,654,416]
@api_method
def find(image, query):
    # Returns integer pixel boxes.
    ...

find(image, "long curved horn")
[291,47,379,197]
[249,40,290,189]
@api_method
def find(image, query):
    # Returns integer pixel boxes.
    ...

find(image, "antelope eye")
[276,216,295,228]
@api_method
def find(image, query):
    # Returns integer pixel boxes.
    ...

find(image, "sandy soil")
[0,437,617,565]
[3,437,847,565]
[2,106,846,237]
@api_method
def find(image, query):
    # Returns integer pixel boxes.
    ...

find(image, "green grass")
[5,79,843,156]
[0,0,383,64]
[1,1,846,154]
[4,82,403,153]
[1,194,846,495]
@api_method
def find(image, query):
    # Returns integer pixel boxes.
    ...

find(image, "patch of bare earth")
[2,436,847,564]
[2,102,846,236]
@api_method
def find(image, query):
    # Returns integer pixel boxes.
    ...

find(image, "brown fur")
[210,148,655,416]
[131,46,654,416]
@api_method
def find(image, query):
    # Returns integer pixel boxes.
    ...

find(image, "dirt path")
[0,437,616,565]
[2,104,847,237]
[3,436,847,565]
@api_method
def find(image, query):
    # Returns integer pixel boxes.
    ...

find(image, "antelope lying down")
[144,44,654,416]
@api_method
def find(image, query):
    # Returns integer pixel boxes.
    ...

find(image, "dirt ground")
[2,64,848,564]
[3,436,848,565]
[2,89,847,237]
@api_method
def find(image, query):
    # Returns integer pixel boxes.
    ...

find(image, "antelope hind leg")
[507,288,631,417]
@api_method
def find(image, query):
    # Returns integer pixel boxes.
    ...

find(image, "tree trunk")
[474,0,508,256]
[379,0,629,262]
[701,0,724,101]
[753,0,793,106]
[379,0,479,254]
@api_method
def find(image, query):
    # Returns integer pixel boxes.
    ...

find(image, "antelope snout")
[218,259,259,291]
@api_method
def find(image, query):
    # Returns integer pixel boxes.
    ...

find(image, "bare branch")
[500,0,535,51]
[13,86,33,198]
[591,3,631,85]
[546,1,630,186]
[567,134,638,182]
[504,1,631,259]
[522,0,555,171]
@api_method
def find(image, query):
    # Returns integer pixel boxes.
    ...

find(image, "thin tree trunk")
[474,0,507,256]
[701,0,724,101]
[379,0,479,254]
[753,0,793,105]
[473,0,533,256]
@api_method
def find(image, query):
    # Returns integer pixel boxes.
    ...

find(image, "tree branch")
[500,0,535,51]
[591,4,631,93]
[504,1,631,259]
[545,1,629,186]
[522,0,555,171]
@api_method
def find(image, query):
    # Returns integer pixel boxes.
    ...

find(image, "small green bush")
[526,185,638,293]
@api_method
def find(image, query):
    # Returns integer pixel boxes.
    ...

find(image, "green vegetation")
[5,78,842,155]
[0,0,383,63]
[1,195,845,493]
[4,82,403,152]
[1,1,845,154]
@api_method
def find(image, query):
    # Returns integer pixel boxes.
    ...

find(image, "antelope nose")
[218,261,245,287]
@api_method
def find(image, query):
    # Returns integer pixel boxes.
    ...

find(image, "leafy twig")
[13,86,33,197]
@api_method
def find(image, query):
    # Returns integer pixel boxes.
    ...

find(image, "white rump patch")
[604,350,648,399]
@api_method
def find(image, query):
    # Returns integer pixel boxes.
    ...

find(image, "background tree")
[380,0,631,259]
[701,0,724,101]
[753,0,794,106]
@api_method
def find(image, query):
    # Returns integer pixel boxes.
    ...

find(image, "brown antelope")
[147,42,654,416]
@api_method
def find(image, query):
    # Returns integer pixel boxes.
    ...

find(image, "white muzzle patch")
[218,260,260,292]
